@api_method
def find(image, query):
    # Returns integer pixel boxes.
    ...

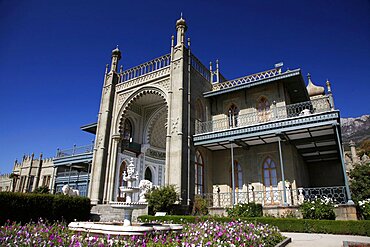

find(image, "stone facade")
[87,16,352,219]
[11,154,54,193]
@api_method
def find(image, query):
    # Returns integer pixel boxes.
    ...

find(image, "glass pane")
[264,179,270,187]
[271,169,277,178]
[271,176,277,186]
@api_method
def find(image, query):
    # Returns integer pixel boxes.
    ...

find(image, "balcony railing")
[195,96,332,135]
[190,53,211,81]
[119,54,171,82]
[200,186,347,208]
[56,144,94,158]
[212,67,282,91]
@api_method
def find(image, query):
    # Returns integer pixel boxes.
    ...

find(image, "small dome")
[176,15,187,31]
[306,73,325,97]
[112,46,122,60]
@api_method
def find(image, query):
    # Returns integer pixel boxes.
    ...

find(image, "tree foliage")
[145,185,179,215]
[33,186,50,194]
[349,162,370,202]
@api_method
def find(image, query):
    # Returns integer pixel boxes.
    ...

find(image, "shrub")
[145,185,179,215]
[226,203,263,218]
[0,192,91,224]
[358,199,370,220]
[300,197,336,220]
[33,186,50,194]
[349,162,370,202]
[191,195,209,216]
[137,215,370,236]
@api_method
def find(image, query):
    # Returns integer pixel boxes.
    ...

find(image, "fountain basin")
[119,186,140,193]
[110,201,147,210]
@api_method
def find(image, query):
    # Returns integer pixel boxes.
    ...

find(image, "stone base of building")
[208,204,358,220]
[91,204,148,222]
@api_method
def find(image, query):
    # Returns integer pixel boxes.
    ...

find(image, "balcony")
[54,143,94,166]
[195,96,333,135]
[200,186,347,208]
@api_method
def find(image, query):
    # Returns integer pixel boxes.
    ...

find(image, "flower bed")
[0,219,285,246]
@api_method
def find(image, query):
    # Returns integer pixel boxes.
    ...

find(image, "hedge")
[137,215,370,236]
[0,192,91,224]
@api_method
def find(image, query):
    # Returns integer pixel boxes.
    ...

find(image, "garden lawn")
[0,219,285,246]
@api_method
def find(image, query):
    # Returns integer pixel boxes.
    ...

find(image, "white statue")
[138,179,153,202]
[62,184,79,196]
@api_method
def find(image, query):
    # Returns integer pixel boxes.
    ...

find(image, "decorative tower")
[89,47,121,205]
[165,15,190,202]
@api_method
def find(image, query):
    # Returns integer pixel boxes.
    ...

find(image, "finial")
[181,12,183,19]
[326,79,332,93]
[105,64,109,74]
[209,62,213,71]
[171,35,174,47]
[216,59,219,70]
[120,65,123,73]
[187,37,190,47]
[307,73,311,80]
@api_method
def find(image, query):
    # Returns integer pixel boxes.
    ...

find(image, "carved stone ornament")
[171,117,179,134]
[117,92,131,108]
[155,78,170,92]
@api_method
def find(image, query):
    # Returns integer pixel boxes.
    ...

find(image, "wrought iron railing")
[200,186,347,208]
[190,53,211,81]
[212,67,282,91]
[195,96,332,134]
[56,144,94,158]
[119,54,171,82]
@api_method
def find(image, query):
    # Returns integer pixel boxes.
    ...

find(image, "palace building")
[86,16,353,217]
[2,17,355,219]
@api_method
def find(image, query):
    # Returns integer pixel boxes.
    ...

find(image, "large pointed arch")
[115,86,168,135]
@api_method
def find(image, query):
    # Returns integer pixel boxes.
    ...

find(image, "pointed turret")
[110,45,122,72]
[175,14,187,46]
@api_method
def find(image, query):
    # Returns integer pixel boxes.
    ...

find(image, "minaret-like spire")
[326,79,332,93]
[110,45,122,72]
[175,14,187,46]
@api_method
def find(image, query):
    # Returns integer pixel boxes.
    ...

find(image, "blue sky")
[0,1,369,173]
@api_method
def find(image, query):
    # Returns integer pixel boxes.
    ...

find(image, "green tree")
[349,162,370,202]
[145,185,179,215]
[33,185,50,194]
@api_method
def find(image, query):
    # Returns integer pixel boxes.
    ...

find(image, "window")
[42,175,51,187]
[262,157,278,204]
[144,167,153,182]
[230,160,243,190]
[123,119,133,142]
[195,151,204,194]
[122,119,133,151]
[228,104,239,127]
[257,96,270,122]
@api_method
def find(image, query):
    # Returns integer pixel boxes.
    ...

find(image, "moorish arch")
[115,86,168,135]
[143,105,167,148]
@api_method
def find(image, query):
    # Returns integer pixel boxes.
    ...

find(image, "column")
[277,135,288,206]
[334,123,354,204]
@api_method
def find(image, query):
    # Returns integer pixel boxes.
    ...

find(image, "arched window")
[262,157,278,204]
[257,96,270,122]
[144,167,153,182]
[228,104,239,127]
[195,151,204,194]
[230,160,243,190]
[123,119,133,142]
